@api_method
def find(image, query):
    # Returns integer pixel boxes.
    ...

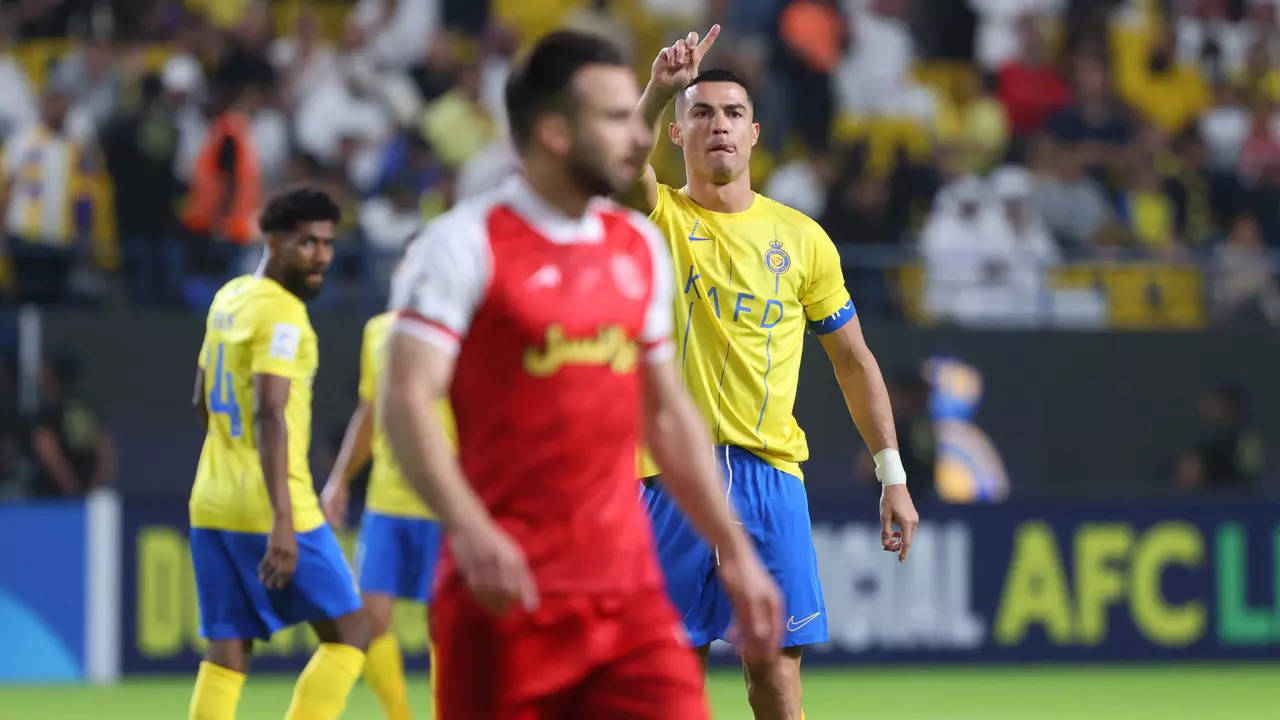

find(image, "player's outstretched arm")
[253,373,298,589]
[320,400,373,528]
[382,331,538,614]
[642,357,782,661]
[818,316,920,561]
[619,24,721,213]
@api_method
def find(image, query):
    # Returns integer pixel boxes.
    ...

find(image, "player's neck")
[684,172,754,214]
[256,255,296,297]
[521,163,593,219]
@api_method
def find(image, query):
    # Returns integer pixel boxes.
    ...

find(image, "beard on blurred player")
[381,30,781,720]
[507,38,649,204]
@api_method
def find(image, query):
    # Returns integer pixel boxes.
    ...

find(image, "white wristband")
[873,448,907,487]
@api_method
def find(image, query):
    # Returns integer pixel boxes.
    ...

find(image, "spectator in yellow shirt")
[1116,25,1211,136]
[934,70,1009,175]
[1122,151,1177,249]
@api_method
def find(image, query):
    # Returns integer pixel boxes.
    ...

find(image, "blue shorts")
[190,524,363,641]
[355,511,443,603]
[642,446,828,648]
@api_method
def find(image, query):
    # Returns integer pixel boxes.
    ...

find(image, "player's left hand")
[651,24,721,94]
[880,484,919,562]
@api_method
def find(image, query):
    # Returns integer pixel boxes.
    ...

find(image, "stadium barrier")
[112,498,1280,674]
[39,310,1280,503]
[0,490,120,684]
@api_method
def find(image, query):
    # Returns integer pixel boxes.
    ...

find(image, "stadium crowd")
[0,0,1277,326]
[0,0,1272,502]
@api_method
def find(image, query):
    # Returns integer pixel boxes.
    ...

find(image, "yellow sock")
[428,640,438,717]
[364,633,412,720]
[284,643,366,720]
[189,661,245,720]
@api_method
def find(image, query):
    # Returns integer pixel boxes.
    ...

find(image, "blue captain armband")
[808,299,857,335]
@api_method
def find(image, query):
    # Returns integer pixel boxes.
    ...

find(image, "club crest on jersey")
[523,325,638,377]
[764,237,791,276]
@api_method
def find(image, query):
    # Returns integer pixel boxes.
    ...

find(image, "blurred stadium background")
[1,0,1279,717]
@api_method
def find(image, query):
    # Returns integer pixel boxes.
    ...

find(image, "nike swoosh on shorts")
[786,612,821,632]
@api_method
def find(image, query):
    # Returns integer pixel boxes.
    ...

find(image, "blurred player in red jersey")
[381,31,783,720]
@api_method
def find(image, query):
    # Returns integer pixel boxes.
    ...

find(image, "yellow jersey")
[359,312,456,518]
[190,275,324,533]
[641,184,854,479]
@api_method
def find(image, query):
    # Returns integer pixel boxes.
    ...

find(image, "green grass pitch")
[2,664,1277,719]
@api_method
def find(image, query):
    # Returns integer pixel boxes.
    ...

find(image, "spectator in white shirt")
[764,150,829,219]
[49,37,119,143]
[1212,213,1280,326]
[921,175,991,322]
[294,57,392,192]
[350,0,438,71]
[162,54,209,185]
[834,0,935,120]
[985,165,1061,325]
[0,43,34,141]
[969,0,1064,72]
[268,12,340,110]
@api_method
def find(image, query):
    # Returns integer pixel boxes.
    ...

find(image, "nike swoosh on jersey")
[688,220,709,242]
[786,612,821,632]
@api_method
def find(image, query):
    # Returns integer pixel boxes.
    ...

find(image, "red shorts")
[430,582,708,720]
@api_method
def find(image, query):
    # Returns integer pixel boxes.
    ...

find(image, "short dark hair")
[676,68,753,110]
[504,31,627,152]
[259,187,341,234]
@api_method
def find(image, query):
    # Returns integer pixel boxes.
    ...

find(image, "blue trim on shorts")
[191,524,362,641]
[355,511,443,603]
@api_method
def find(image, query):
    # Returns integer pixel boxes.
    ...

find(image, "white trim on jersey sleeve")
[387,201,493,354]
[389,315,462,355]
[629,210,676,363]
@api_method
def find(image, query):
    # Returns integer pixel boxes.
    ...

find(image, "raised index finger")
[697,24,721,55]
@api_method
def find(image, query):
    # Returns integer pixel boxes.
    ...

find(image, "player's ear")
[262,231,282,256]
[751,122,759,147]
[534,113,572,157]
[668,121,682,147]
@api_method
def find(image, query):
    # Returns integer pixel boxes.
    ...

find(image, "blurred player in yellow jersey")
[187,188,370,720]
[624,26,921,720]
[320,310,456,720]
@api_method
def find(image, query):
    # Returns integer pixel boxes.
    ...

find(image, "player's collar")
[504,175,607,245]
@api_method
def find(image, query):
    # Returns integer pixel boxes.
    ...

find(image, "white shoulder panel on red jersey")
[388,193,498,354]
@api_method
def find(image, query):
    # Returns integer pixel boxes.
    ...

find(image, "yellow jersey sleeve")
[358,318,378,402]
[648,183,677,236]
[249,301,308,379]
[800,223,854,326]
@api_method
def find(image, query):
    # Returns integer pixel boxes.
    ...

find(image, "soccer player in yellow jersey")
[320,311,456,720]
[625,26,921,720]
[187,188,370,720]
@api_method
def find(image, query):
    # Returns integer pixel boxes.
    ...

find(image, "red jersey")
[390,176,675,595]
[996,62,1072,136]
